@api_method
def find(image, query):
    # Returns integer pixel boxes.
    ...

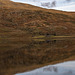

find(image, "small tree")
[66,0,71,2]
[41,2,51,8]
[51,1,56,7]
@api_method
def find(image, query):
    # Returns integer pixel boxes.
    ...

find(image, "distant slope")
[0,0,75,36]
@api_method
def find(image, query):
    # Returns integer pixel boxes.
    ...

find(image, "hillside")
[0,0,75,36]
[0,0,75,75]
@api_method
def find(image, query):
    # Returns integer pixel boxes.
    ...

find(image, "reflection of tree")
[53,66,58,72]
[43,66,58,73]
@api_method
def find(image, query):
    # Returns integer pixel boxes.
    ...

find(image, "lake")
[16,61,75,75]
[0,38,75,75]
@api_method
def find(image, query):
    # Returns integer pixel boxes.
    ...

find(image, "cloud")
[11,0,75,12]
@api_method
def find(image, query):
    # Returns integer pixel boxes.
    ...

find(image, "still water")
[0,39,75,75]
[16,61,75,75]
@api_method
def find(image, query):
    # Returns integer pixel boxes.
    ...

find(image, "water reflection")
[0,39,75,75]
[43,66,58,72]
[16,61,75,75]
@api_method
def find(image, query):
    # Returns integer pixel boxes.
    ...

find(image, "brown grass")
[0,0,75,75]
[0,0,75,36]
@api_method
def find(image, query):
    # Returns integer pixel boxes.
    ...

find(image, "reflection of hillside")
[0,40,75,75]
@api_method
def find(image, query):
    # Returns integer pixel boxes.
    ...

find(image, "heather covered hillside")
[0,0,75,75]
[0,0,75,36]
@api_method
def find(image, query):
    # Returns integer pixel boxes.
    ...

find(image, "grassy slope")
[0,0,75,75]
[0,0,75,36]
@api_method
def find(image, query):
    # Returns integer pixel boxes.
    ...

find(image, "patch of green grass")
[32,35,45,39]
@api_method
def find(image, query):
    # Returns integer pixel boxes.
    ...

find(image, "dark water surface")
[0,38,75,75]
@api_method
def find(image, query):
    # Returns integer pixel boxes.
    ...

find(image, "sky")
[11,0,75,12]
